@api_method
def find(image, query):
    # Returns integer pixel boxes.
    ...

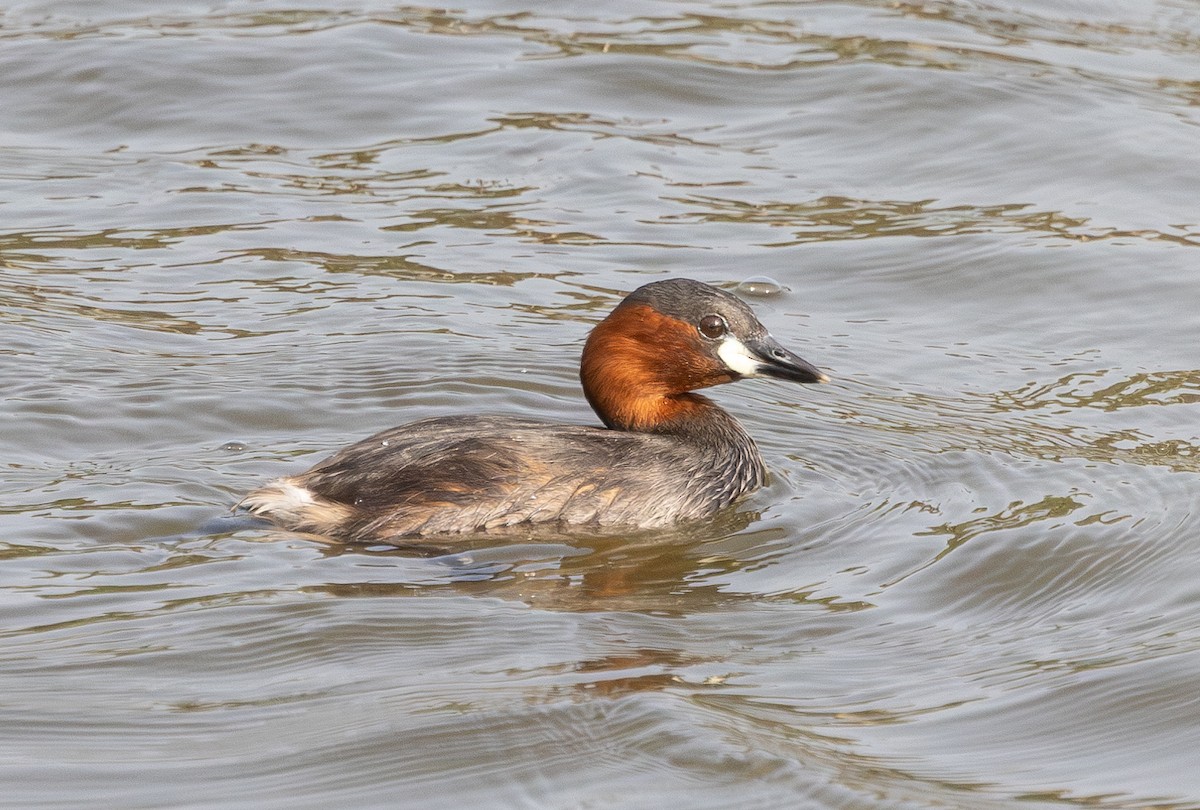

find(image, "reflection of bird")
[239,278,827,542]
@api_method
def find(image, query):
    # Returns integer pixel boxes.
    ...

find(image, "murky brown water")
[4,1,1200,807]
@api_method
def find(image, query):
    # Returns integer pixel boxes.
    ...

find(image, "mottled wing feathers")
[241,414,765,542]
[285,417,684,539]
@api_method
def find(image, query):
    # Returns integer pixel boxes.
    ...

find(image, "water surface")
[3,1,1200,807]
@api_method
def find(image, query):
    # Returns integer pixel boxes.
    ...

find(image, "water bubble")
[737,276,785,297]
[220,441,247,453]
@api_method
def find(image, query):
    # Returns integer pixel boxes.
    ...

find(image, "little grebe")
[238,278,827,541]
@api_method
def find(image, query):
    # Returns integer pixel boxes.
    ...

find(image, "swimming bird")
[238,278,827,542]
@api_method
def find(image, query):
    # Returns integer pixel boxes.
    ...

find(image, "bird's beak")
[744,333,829,384]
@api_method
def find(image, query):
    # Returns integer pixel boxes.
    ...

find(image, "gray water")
[3,1,1200,807]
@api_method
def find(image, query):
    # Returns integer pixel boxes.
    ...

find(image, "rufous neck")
[579,303,733,433]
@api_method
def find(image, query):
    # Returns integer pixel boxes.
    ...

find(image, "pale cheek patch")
[716,335,763,377]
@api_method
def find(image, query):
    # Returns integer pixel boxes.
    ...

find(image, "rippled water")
[4,1,1200,807]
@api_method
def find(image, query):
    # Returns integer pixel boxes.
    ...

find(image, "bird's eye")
[698,314,727,339]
